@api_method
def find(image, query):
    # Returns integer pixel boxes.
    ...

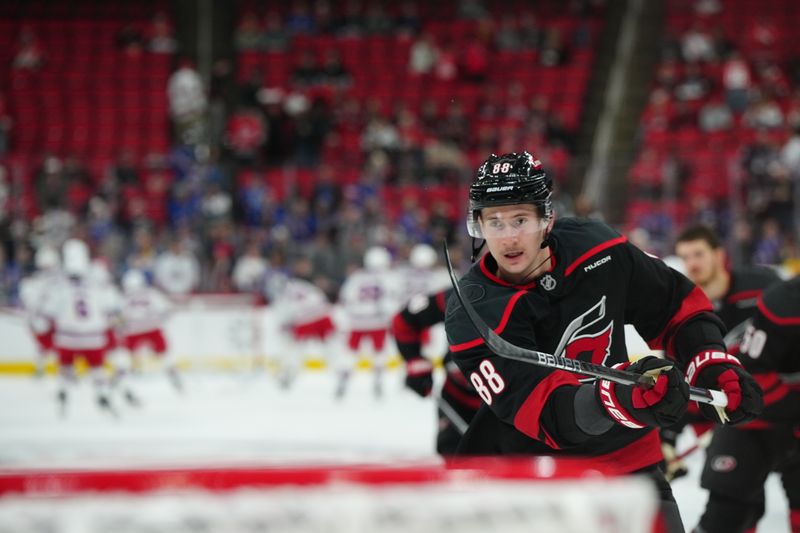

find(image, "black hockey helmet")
[467,151,553,238]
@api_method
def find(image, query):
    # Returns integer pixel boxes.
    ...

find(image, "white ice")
[0,371,790,532]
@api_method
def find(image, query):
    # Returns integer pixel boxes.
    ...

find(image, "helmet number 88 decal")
[492,162,512,174]
[470,359,506,405]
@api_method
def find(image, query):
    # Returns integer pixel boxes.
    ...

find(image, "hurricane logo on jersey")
[555,296,614,366]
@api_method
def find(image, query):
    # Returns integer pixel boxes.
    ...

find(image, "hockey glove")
[596,356,689,429]
[405,357,433,397]
[685,351,763,425]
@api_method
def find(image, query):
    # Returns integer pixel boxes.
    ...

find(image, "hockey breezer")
[443,241,728,409]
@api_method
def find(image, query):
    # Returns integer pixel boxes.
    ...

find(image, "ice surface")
[0,372,790,532]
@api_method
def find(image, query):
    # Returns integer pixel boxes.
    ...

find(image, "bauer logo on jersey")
[556,296,614,366]
[540,274,557,291]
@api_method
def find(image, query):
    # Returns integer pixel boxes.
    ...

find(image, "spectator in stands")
[743,94,784,130]
[292,96,330,168]
[361,115,400,154]
[167,59,208,145]
[126,227,158,280]
[261,90,293,166]
[12,27,45,70]
[146,11,177,54]
[539,27,570,67]
[753,218,783,264]
[364,2,394,35]
[433,43,458,81]
[494,15,522,51]
[439,101,469,146]
[35,155,67,211]
[394,1,421,37]
[0,92,11,155]
[698,99,733,132]
[680,21,715,63]
[461,36,489,83]
[285,2,315,35]
[292,50,323,87]
[780,124,800,174]
[457,0,488,20]
[116,23,145,55]
[408,32,439,76]
[225,106,266,168]
[722,50,751,113]
[112,150,140,186]
[232,241,269,294]
[674,63,712,102]
[335,0,366,38]
[518,12,542,50]
[262,13,290,51]
[320,49,351,87]
[154,237,200,296]
[235,11,263,51]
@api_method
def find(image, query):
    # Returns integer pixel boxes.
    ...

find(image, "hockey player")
[693,274,800,532]
[118,269,178,395]
[444,152,764,532]
[662,225,786,482]
[19,246,60,376]
[267,272,337,389]
[336,246,398,398]
[392,288,481,454]
[397,244,451,306]
[41,239,122,416]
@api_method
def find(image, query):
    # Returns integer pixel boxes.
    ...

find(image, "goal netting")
[0,458,660,533]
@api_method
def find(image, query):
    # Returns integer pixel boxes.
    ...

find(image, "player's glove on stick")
[596,356,689,429]
[405,357,433,397]
[685,351,763,425]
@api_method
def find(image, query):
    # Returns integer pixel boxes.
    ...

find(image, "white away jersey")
[273,278,331,326]
[339,269,398,331]
[19,270,61,333]
[121,287,172,336]
[41,277,122,350]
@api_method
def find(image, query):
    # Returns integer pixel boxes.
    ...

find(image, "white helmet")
[409,244,437,269]
[35,246,59,271]
[122,269,147,293]
[364,246,391,271]
[62,239,90,277]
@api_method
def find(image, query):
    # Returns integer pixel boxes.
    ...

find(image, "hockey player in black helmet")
[445,151,764,533]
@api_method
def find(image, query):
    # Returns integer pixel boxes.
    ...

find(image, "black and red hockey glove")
[596,356,689,429]
[685,350,763,425]
[405,357,433,397]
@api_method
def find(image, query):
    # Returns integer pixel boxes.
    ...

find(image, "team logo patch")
[540,274,557,291]
[711,455,737,473]
[555,296,614,366]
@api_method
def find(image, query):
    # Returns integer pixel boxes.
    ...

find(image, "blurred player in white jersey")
[267,271,337,389]
[19,246,60,376]
[117,269,178,395]
[399,244,451,305]
[40,239,122,416]
[336,246,398,399]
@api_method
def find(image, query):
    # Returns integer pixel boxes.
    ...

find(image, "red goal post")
[0,458,662,532]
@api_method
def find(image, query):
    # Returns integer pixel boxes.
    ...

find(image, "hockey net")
[0,458,660,533]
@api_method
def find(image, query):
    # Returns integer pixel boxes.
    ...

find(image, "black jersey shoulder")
[727,265,782,300]
[760,277,800,323]
[549,217,627,277]
[445,262,539,348]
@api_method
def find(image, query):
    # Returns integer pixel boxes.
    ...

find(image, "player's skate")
[168,367,183,393]
[123,388,142,408]
[334,370,349,400]
[57,390,68,418]
[97,394,119,418]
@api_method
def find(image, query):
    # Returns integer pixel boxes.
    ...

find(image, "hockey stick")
[442,242,728,408]
[436,396,469,435]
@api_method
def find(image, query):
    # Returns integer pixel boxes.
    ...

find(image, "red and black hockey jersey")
[737,277,800,423]
[714,265,781,349]
[445,217,717,472]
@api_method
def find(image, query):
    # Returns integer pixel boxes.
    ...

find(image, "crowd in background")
[630,0,800,273]
[0,0,602,306]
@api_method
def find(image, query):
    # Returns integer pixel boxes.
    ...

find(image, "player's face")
[675,239,723,287]
[480,204,548,283]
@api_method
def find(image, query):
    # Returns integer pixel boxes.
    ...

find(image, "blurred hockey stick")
[442,242,728,409]
[436,396,469,435]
